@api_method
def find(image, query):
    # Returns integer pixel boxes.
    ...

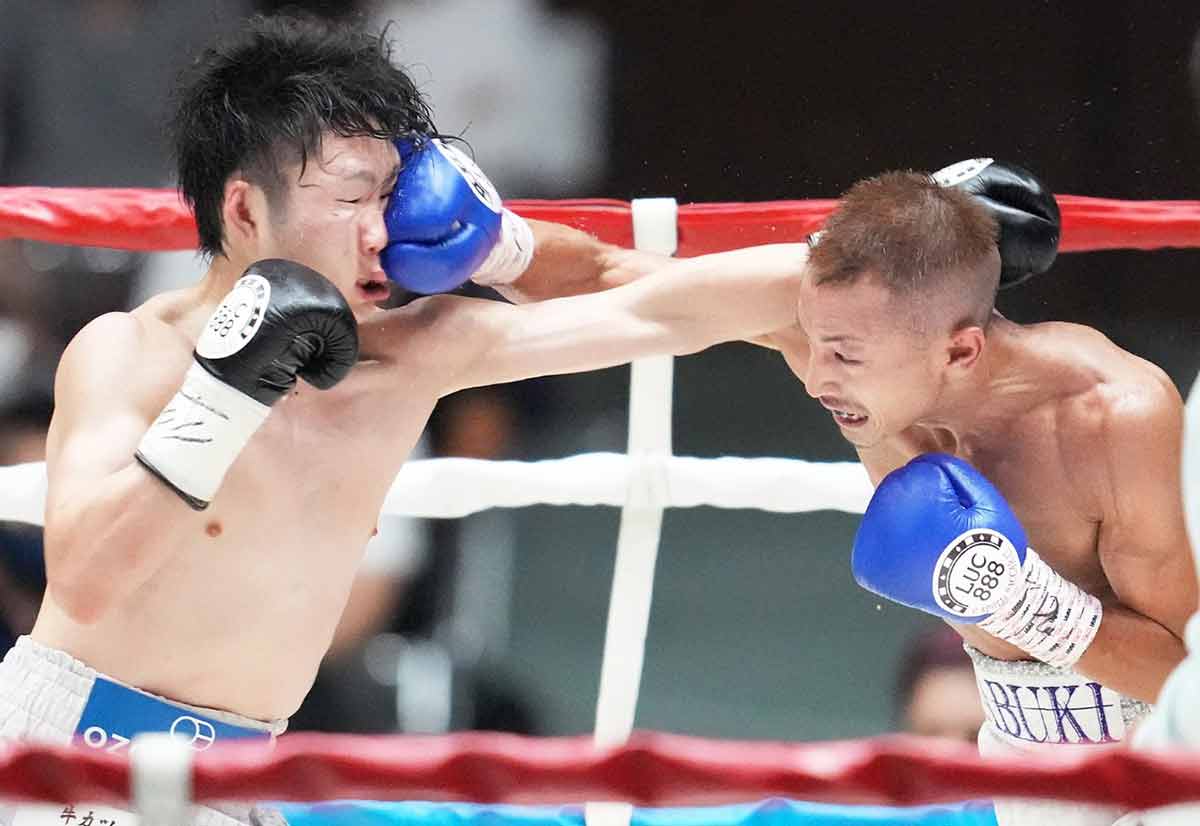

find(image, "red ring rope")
[1,188,1199,254]
[0,731,1197,810]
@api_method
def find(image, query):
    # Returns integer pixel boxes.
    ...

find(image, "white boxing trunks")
[966,645,1151,826]
[0,637,288,826]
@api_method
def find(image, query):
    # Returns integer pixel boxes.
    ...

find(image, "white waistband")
[966,644,1150,748]
[0,636,286,743]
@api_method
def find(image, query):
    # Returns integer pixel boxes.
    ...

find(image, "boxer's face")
[257,134,400,320]
[796,273,951,448]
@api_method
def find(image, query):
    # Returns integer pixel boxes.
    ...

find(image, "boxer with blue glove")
[852,453,1155,826]
[853,454,1102,670]
[471,160,1190,826]
[381,137,534,294]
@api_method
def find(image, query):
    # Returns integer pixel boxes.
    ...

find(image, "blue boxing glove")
[382,138,534,294]
[851,453,1101,668]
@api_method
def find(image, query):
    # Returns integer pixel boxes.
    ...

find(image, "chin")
[841,425,885,449]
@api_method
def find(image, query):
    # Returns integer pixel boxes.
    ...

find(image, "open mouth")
[819,397,868,427]
[356,277,391,301]
[830,408,868,427]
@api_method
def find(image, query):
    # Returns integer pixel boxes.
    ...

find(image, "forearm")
[490,219,666,304]
[1075,603,1185,702]
[959,600,1182,703]
[451,243,810,393]
[45,462,199,623]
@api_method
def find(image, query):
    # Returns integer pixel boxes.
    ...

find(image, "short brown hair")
[809,171,1000,327]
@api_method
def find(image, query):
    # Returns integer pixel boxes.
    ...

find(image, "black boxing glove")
[136,259,359,509]
[931,158,1061,288]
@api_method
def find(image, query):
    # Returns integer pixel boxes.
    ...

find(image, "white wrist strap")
[135,362,270,509]
[977,546,1103,669]
[472,209,535,286]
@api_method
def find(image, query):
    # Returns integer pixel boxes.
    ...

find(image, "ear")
[221,178,271,252]
[944,325,985,373]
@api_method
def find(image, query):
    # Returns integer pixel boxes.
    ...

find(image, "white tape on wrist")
[472,209,535,286]
[135,362,270,508]
[930,157,995,187]
[977,546,1103,669]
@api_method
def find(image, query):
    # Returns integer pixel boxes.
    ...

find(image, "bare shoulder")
[1039,321,1181,428]
[1038,322,1183,506]
[54,311,188,426]
[58,312,149,387]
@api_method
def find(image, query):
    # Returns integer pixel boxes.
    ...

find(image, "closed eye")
[338,188,393,205]
[834,352,862,366]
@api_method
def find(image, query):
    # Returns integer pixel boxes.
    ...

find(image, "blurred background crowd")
[0,0,1198,744]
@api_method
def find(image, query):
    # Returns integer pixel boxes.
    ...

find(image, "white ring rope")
[0,454,873,526]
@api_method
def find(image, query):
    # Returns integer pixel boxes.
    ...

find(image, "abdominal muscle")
[32,383,431,722]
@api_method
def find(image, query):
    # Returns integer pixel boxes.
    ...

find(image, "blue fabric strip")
[74,676,268,751]
[273,798,997,826]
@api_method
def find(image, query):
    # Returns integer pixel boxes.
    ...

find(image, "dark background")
[582,2,1200,390]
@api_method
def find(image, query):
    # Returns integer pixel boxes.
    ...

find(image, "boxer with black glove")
[136,259,359,510]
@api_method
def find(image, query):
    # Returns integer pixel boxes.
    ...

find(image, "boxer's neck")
[197,253,260,310]
[914,317,1040,452]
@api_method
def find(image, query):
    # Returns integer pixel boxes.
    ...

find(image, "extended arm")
[382,140,665,301]
[487,220,667,304]
[398,243,807,395]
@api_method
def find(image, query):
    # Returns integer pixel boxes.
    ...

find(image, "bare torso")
[33,289,442,721]
[771,317,1184,662]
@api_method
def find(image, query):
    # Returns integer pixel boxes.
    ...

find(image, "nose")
[363,208,389,257]
[801,350,838,398]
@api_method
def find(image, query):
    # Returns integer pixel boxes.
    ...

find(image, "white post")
[130,733,193,826]
[586,197,678,826]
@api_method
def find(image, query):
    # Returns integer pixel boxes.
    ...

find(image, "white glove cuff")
[472,209,535,286]
[977,546,1103,669]
[930,158,995,187]
[135,362,270,509]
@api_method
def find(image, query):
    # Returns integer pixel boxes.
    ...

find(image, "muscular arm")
[495,221,802,355]
[1074,376,1194,701]
[489,219,667,304]
[43,314,204,623]
[407,243,808,394]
